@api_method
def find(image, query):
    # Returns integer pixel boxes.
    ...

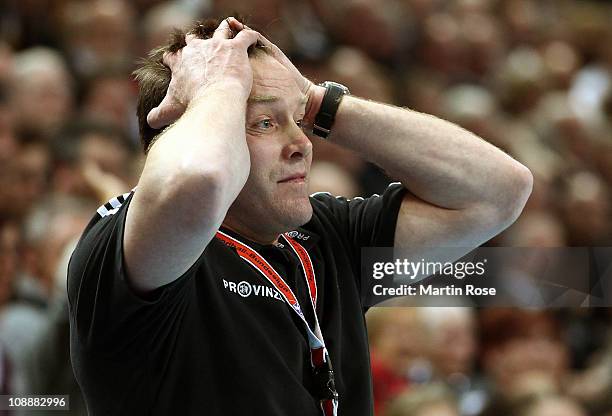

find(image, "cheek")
[245,137,281,182]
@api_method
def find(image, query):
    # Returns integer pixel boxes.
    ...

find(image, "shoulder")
[67,190,136,298]
[73,190,135,250]
[308,183,406,221]
[309,182,405,206]
[305,183,407,248]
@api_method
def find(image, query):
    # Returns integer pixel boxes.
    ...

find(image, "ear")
[146,93,186,129]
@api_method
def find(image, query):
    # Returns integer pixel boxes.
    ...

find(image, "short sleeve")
[311,182,407,251]
[67,192,200,354]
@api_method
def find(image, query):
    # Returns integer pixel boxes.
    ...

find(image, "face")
[432,315,476,376]
[225,54,313,239]
[16,68,72,136]
[371,309,424,375]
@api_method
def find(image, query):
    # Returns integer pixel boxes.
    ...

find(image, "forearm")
[141,85,250,212]
[317,93,532,214]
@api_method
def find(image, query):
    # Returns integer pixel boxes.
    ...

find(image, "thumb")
[146,94,186,129]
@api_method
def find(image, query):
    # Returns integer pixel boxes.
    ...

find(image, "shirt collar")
[218,225,320,251]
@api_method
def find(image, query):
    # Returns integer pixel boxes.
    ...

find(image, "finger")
[162,51,180,71]
[256,32,294,66]
[256,32,276,49]
[212,17,233,40]
[147,95,186,129]
[255,32,284,57]
[227,17,245,32]
[233,28,259,49]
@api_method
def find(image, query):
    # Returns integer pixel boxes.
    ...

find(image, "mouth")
[278,173,307,183]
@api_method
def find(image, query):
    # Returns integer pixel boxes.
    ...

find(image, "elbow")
[495,162,534,228]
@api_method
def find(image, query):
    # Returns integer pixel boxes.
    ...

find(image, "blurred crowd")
[0,0,610,415]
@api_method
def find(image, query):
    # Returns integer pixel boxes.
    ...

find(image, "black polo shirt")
[67,183,406,416]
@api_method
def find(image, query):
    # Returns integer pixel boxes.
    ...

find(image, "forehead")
[249,55,305,107]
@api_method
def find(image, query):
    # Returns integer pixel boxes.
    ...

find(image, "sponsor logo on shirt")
[223,279,284,302]
[286,230,310,241]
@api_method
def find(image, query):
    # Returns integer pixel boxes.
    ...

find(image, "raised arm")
[125,19,259,293]
[307,90,533,251]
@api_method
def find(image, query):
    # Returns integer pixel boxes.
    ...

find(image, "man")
[67,17,532,415]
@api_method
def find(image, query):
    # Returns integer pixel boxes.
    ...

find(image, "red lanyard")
[216,230,339,415]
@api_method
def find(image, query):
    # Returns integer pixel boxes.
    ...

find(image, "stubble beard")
[225,187,313,241]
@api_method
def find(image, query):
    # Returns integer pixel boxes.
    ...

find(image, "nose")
[282,123,312,160]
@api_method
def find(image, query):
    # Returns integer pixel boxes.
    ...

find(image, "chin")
[276,197,313,230]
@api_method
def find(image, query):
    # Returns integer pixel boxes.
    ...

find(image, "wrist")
[310,81,350,139]
[304,84,326,127]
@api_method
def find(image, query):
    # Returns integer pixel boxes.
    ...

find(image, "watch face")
[320,81,350,95]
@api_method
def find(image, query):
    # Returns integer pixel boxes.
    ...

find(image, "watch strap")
[313,82,348,138]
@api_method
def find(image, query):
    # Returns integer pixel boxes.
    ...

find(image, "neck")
[222,218,280,245]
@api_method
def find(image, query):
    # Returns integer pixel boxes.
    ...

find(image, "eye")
[295,119,303,128]
[256,119,273,130]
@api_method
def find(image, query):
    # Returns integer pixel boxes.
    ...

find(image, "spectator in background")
[18,198,93,306]
[500,211,567,247]
[57,0,136,78]
[595,139,612,187]
[567,329,612,415]
[80,68,139,140]
[0,40,14,83]
[0,83,18,164]
[384,383,460,416]
[479,309,570,416]
[0,198,92,415]
[560,171,612,246]
[0,220,20,309]
[439,84,503,149]
[366,306,425,415]
[49,120,135,203]
[308,161,360,198]
[324,0,409,62]
[11,47,74,141]
[0,216,46,404]
[418,307,486,416]
[0,219,21,400]
[0,159,41,223]
[508,394,587,416]
[140,1,199,54]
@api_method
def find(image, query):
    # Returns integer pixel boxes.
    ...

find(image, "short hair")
[133,18,268,154]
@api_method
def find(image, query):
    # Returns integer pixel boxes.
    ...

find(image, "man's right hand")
[147,17,259,129]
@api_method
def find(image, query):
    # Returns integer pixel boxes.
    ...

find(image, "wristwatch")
[313,81,350,139]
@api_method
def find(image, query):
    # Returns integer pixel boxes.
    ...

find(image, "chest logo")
[287,230,310,240]
[237,281,252,297]
[223,279,284,302]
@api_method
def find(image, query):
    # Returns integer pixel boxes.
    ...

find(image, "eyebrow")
[248,95,308,105]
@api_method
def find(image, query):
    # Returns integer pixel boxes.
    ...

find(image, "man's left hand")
[253,31,325,128]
